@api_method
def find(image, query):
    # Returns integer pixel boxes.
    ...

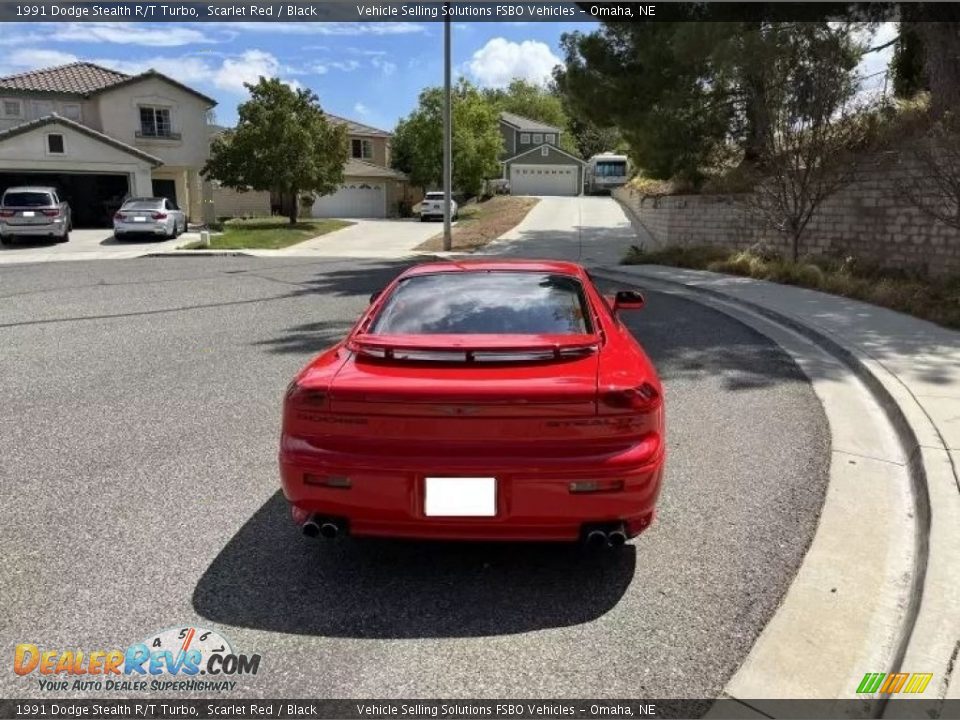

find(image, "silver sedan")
[113,197,186,240]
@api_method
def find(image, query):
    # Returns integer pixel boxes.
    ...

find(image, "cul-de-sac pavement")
[2,194,958,708]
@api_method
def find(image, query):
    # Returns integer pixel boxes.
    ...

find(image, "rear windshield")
[3,192,53,207]
[122,200,163,210]
[371,271,592,335]
[424,193,444,200]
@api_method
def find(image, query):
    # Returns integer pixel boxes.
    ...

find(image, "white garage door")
[312,182,385,218]
[510,164,578,196]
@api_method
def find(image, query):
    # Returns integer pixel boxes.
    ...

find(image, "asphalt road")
[0,256,829,699]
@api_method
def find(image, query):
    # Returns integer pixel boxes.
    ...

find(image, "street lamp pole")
[442,1,452,251]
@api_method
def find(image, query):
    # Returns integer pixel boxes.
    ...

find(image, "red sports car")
[279,260,664,546]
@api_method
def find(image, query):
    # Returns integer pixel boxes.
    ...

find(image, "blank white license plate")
[22,211,34,217]
[133,217,147,222]
[424,477,496,517]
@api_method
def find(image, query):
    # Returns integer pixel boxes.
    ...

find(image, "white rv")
[585,153,629,194]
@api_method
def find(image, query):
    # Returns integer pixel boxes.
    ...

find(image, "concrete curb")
[140,251,254,258]
[593,266,959,711]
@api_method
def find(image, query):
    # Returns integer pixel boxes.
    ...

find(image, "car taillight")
[152,212,167,220]
[284,381,329,411]
[600,382,661,412]
[41,209,60,217]
[114,212,125,221]
[0,209,13,218]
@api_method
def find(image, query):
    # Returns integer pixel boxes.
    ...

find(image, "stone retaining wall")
[614,150,960,276]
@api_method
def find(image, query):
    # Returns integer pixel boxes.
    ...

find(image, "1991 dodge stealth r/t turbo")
[279,260,665,546]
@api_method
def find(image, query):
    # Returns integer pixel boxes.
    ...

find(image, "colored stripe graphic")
[858,672,933,694]
[857,673,886,694]
[904,673,933,694]
[880,672,910,693]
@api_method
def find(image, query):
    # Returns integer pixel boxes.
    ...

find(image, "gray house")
[498,111,584,196]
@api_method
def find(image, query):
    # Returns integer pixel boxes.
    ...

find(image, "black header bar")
[1,2,958,24]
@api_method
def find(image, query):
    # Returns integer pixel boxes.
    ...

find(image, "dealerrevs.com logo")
[13,626,261,693]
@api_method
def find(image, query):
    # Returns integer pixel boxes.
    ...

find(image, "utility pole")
[442,1,452,251]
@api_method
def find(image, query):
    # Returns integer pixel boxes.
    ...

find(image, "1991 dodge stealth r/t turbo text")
[279,260,665,545]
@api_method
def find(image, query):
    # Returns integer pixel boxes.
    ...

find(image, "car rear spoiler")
[347,333,600,361]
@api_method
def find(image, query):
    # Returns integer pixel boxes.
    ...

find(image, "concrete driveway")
[0,227,194,264]
[481,195,639,265]
[281,218,441,258]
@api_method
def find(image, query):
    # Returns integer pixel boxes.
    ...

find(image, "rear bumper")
[279,445,664,541]
[0,220,65,237]
[114,221,168,235]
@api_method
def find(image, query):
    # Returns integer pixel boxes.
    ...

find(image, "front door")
[152,179,178,207]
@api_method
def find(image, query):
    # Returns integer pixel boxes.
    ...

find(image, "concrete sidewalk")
[598,263,960,706]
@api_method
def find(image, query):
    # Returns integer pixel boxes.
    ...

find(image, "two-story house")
[0,62,215,226]
[211,113,415,220]
[498,111,584,196]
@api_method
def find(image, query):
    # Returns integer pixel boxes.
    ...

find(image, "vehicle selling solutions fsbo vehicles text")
[357,4,578,17]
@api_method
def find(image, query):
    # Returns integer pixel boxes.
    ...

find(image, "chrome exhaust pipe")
[608,528,627,547]
[319,521,340,540]
[585,529,609,548]
[302,517,321,538]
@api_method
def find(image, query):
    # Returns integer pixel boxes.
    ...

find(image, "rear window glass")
[122,201,163,210]
[424,193,444,200]
[371,272,592,335]
[3,192,53,207]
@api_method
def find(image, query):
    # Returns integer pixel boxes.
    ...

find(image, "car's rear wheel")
[0,235,11,246]
[57,231,69,244]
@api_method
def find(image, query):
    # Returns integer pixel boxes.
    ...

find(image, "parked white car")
[419,192,459,222]
[0,186,71,245]
[113,197,186,240]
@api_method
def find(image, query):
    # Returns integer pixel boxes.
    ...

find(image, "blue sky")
[0,20,896,131]
[0,20,589,130]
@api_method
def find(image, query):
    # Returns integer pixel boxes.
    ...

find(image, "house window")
[1,99,22,118]
[541,146,549,157]
[139,106,172,137]
[546,133,556,144]
[533,133,543,144]
[46,134,65,154]
[62,104,81,121]
[520,133,530,144]
[351,138,373,159]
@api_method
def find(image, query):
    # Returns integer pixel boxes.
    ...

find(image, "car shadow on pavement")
[192,492,636,639]
[253,319,356,354]
[100,235,165,245]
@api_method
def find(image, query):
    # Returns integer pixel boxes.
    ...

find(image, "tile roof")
[0,62,217,106]
[0,114,164,166]
[344,158,407,180]
[327,113,391,137]
[0,62,129,95]
[500,111,562,134]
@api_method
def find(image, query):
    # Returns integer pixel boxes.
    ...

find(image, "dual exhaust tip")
[303,517,628,546]
[584,524,628,549]
[302,516,345,540]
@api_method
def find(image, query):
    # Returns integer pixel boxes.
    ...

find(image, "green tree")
[203,78,347,224]
[392,80,502,196]
[555,22,732,185]
[555,21,871,186]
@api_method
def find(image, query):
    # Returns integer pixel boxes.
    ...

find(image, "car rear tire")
[0,236,10,246]
[57,231,69,244]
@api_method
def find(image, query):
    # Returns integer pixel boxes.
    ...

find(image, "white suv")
[419,191,459,222]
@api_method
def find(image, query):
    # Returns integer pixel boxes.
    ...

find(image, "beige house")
[0,62,216,226]
[212,113,417,220]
